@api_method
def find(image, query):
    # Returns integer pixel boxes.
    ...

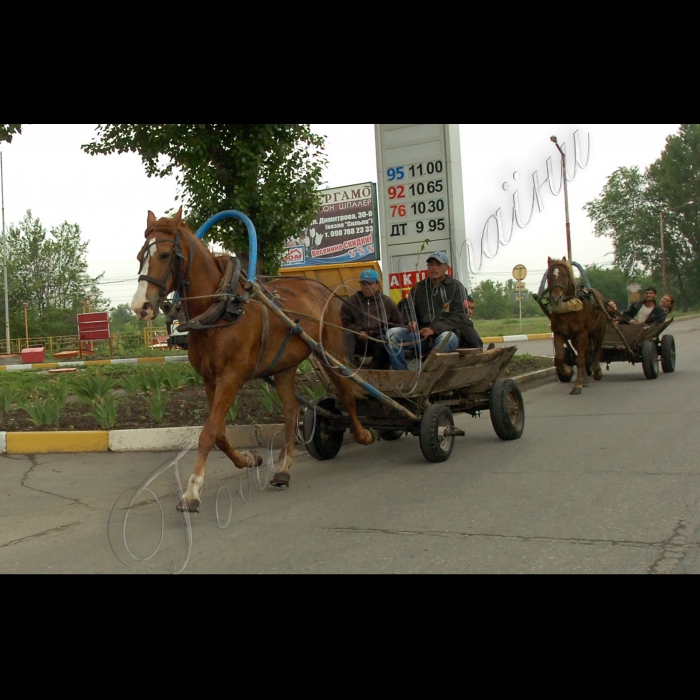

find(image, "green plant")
[227,398,239,422]
[19,396,65,427]
[144,383,168,423]
[70,373,114,404]
[297,359,315,376]
[160,365,188,392]
[303,382,326,402]
[119,372,144,396]
[0,378,22,416]
[88,394,118,429]
[258,381,281,415]
[183,365,203,386]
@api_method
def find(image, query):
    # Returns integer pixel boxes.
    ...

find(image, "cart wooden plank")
[311,345,517,403]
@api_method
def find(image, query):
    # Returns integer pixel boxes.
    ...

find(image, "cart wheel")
[419,404,455,463]
[489,377,525,440]
[378,429,403,441]
[303,397,344,460]
[641,340,659,379]
[660,335,676,373]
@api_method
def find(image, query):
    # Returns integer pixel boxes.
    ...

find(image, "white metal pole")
[0,152,10,352]
[519,295,522,333]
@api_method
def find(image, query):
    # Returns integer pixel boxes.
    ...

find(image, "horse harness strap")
[176,256,250,332]
[252,280,300,376]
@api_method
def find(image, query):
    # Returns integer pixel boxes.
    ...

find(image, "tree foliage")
[472,279,511,319]
[1,211,107,338]
[81,124,328,274]
[584,124,700,307]
[0,124,23,143]
[583,264,630,308]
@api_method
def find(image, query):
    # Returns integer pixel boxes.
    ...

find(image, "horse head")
[132,207,191,320]
[546,256,576,311]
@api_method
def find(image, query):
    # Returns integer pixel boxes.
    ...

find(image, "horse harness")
[138,224,297,377]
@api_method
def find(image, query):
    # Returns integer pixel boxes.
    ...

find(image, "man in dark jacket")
[341,269,402,369]
[621,286,667,325]
[459,294,484,349]
[387,251,468,370]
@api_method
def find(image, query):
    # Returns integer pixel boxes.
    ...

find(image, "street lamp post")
[0,151,10,353]
[551,136,572,261]
[660,199,694,293]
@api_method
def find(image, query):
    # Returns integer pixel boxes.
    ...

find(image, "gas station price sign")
[383,156,449,241]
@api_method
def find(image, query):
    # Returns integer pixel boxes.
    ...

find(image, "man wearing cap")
[621,286,667,325]
[340,269,402,369]
[386,251,468,370]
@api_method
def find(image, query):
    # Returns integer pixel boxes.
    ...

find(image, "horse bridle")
[137,226,193,305]
[547,264,574,300]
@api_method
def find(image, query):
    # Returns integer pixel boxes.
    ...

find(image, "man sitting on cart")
[387,251,467,370]
[341,269,402,369]
[621,286,667,326]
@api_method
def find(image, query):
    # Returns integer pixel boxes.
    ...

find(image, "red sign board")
[389,267,454,300]
[77,312,110,341]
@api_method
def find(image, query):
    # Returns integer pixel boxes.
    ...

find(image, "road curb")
[0,355,190,372]
[0,366,555,455]
[482,333,553,343]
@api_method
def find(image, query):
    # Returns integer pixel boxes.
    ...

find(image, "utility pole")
[550,136,572,261]
[0,152,10,352]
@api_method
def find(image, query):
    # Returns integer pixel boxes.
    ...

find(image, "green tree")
[645,124,700,305]
[583,166,658,277]
[81,124,328,275]
[472,279,510,319]
[584,125,700,308]
[2,211,107,338]
[583,264,629,308]
[0,125,23,143]
[109,303,144,334]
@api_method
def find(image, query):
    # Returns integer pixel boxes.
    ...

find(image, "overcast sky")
[0,123,680,307]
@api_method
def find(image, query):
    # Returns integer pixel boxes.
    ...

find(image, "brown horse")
[131,208,374,512]
[542,257,608,395]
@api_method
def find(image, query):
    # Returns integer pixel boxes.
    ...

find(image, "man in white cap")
[387,251,468,370]
[341,268,402,369]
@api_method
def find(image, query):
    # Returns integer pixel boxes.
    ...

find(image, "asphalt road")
[2,318,699,574]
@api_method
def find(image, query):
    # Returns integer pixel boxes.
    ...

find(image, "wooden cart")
[595,317,676,379]
[303,345,525,463]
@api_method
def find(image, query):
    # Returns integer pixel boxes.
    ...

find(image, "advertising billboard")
[280,182,379,268]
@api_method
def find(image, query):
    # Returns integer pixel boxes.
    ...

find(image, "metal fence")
[0,328,171,358]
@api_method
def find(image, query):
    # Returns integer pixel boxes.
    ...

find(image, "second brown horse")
[543,257,608,395]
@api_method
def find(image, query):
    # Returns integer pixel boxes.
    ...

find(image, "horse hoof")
[270,471,290,488]
[246,451,263,468]
[177,498,200,513]
[570,386,582,395]
[593,370,603,381]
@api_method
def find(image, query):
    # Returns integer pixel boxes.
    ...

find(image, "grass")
[476,316,552,337]
[476,306,700,337]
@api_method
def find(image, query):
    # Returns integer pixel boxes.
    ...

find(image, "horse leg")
[178,374,262,513]
[267,366,299,488]
[326,372,374,446]
[571,333,589,395]
[592,318,605,380]
[553,334,573,380]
